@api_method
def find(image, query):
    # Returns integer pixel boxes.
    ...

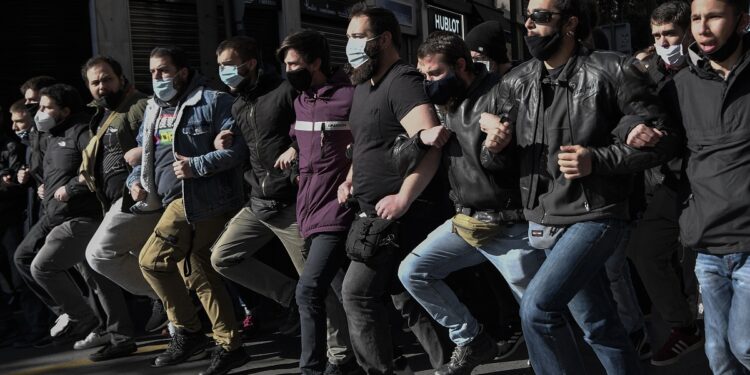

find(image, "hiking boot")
[90,340,138,362]
[145,299,168,333]
[198,346,251,375]
[151,329,210,367]
[651,325,703,366]
[630,328,652,360]
[435,329,498,375]
[74,330,111,350]
[324,358,365,375]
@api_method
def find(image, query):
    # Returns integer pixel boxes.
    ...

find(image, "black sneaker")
[12,332,52,348]
[630,328,652,360]
[145,299,169,333]
[198,347,251,375]
[53,318,99,345]
[278,300,300,336]
[324,358,365,375]
[496,329,525,360]
[151,329,210,367]
[90,341,138,362]
[435,329,498,375]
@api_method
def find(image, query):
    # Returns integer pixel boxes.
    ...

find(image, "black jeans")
[342,201,452,374]
[297,232,349,374]
[13,215,64,321]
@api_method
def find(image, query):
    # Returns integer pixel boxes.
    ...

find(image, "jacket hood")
[686,33,750,79]
[237,68,283,101]
[50,111,90,135]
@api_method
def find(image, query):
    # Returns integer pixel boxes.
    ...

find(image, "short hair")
[723,0,750,13]
[417,31,474,73]
[553,0,593,40]
[651,1,691,31]
[276,30,331,75]
[216,36,261,64]
[19,76,57,95]
[9,99,27,114]
[39,84,84,112]
[349,4,402,49]
[80,55,125,83]
[150,46,190,70]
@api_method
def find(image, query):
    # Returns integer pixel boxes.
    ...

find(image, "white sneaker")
[50,314,71,337]
[73,331,111,350]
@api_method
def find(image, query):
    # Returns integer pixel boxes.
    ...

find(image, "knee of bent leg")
[728,328,750,364]
[209,247,239,273]
[29,256,48,281]
[397,255,427,293]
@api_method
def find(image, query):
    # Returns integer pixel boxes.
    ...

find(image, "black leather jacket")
[441,68,521,211]
[491,45,679,225]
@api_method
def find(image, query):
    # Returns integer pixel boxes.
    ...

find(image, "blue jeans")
[695,252,750,375]
[398,220,544,346]
[520,219,641,375]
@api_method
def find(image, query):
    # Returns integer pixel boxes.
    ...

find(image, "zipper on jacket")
[261,171,269,197]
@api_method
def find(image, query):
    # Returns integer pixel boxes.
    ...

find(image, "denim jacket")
[127,74,248,222]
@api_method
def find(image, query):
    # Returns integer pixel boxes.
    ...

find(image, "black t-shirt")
[349,61,431,211]
[95,110,129,203]
[153,107,181,204]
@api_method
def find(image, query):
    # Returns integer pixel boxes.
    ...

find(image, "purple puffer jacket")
[292,69,354,238]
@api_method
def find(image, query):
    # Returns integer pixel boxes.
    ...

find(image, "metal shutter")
[301,21,348,68]
[128,0,200,92]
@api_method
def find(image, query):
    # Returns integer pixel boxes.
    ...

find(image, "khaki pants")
[139,198,239,350]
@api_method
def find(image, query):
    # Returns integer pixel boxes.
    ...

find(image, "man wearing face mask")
[8,77,58,348]
[273,30,361,375]
[482,0,679,373]
[664,0,750,372]
[211,34,357,375]
[128,46,249,374]
[337,5,454,374]
[13,84,105,346]
[626,1,704,367]
[398,31,545,375]
[464,21,513,76]
[209,35,311,340]
[76,55,170,361]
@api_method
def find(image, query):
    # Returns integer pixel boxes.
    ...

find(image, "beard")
[344,42,381,85]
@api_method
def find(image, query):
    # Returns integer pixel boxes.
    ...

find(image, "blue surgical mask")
[346,35,380,68]
[219,64,246,88]
[153,78,178,102]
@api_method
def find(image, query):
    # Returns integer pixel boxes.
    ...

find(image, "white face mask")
[34,110,57,132]
[655,43,685,66]
[346,35,380,69]
[152,77,178,102]
[219,64,246,88]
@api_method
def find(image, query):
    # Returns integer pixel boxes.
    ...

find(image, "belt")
[455,205,525,224]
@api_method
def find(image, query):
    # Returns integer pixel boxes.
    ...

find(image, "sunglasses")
[525,10,562,24]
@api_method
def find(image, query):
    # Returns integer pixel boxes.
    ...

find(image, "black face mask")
[287,68,313,91]
[525,31,564,61]
[97,89,125,110]
[25,103,39,115]
[424,71,462,105]
[703,19,743,63]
